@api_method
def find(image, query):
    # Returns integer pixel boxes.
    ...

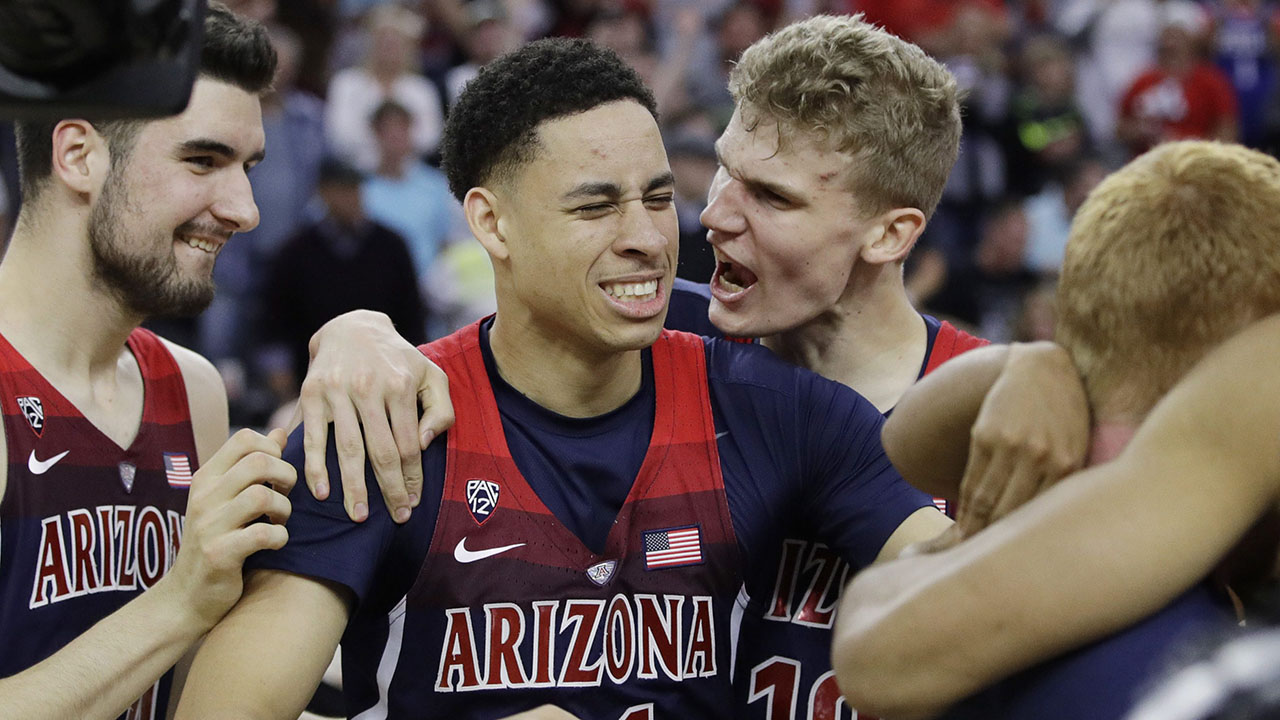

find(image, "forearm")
[0,576,209,720]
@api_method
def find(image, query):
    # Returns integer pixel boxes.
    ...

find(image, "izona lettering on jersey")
[30,504,183,609]
[436,594,718,692]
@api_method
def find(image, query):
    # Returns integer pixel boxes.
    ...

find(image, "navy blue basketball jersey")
[0,328,198,720]
[941,583,1235,720]
[729,315,986,720]
[254,318,932,718]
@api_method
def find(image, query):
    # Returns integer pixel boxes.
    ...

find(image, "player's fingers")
[267,427,289,452]
[300,394,333,501]
[387,393,424,512]
[354,391,412,523]
[226,482,294,527]
[986,457,1043,526]
[218,522,290,566]
[957,443,1008,537]
[900,523,965,557]
[195,428,287,487]
[216,451,298,500]
[329,395,370,522]
[417,361,454,449]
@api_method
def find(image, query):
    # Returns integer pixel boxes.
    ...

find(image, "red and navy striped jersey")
[0,328,198,720]
[253,317,932,718]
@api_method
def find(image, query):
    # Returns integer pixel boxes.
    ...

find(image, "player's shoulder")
[700,334,866,413]
[665,279,723,339]
[155,334,228,463]
[154,335,223,395]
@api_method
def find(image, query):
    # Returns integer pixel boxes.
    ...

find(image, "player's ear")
[860,207,926,265]
[50,120,109,197]
[465,186,509,262]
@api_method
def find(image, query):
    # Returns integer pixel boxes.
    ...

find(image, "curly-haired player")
[174,37,949,719]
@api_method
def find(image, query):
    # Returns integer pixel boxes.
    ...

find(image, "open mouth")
[713,258,758,295]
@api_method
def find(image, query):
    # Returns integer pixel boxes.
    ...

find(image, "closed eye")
[644,194,674,210]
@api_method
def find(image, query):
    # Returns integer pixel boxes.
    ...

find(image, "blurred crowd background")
[0,0,1272,428]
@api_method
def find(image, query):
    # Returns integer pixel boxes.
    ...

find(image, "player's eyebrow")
[562,171,675,201]
[178,138,266,165]
[715,139,799,201]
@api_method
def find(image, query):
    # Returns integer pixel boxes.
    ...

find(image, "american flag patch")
[643,525,702,570]
[933,496,949,515]
[163,453,193,488]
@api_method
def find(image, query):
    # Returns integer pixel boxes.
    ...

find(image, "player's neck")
[763,270,925,412]
[1086,419,1138,466]
[0,221,142,378]
[487,312,644,418]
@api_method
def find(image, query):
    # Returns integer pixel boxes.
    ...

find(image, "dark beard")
[88,164,217,318]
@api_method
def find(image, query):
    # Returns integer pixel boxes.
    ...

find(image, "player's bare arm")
[882,341,1089,536]
[175,569,350,720]
[833,314,1280,719]
[299,309,454,523]
[0,348,296,720]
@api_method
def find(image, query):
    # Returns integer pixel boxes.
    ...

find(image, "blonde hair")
[1057,141,1280,418]
[728,14,961,219]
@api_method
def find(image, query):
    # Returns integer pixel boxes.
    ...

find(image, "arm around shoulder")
[834,315,1280,717]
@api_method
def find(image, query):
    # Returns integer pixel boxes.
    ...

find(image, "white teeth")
[180,236,218,253]
[717,274,745,293]
[605,279,658,301]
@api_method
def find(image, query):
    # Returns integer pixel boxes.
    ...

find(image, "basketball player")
[0,6,297,719]
[173,38,951,719]
[316,17,990,717]
[834,141,1280,719]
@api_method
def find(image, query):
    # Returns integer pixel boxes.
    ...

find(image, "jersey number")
[749,658,868,720]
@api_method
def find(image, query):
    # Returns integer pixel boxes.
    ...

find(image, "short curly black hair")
[441,38,658,202]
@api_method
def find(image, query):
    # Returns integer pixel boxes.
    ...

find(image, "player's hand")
[163,428,296,630]
[899,523,964,557]
[955,342,1089,537]
[297,310,455,524]
[499,706,582,720]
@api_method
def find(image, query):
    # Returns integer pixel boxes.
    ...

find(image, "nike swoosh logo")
[28,449,69,475]
[454,538,525,564]
[715,431,729,440]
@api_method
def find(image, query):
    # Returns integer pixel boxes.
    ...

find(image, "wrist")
[147,573,220,638]
[308,309,394,359]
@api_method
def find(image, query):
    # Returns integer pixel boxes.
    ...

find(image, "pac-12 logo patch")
[466,478,500,525]
[16,396,44,437]
[586,559,617,586]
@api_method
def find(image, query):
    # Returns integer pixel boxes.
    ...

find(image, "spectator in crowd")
[667,131,719,282]
[444,0,521,105]
[361,99,469,334]
[1208,0,1280,148]
[1001,33,1092,196]
[687,1,771,129]
[1055,0,1209,160]
[972,197,1040,343]
[259,158,425,406]
[1022,154,1108,276]
[1119,19,1238,156]
[325,3,445,171]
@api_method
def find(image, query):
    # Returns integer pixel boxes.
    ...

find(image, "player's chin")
[708,298,768,338]
[603,317,666,352]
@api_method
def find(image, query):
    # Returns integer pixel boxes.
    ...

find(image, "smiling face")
[701,106,881,338]
[483,99,677,357]
[89,78,264,318]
